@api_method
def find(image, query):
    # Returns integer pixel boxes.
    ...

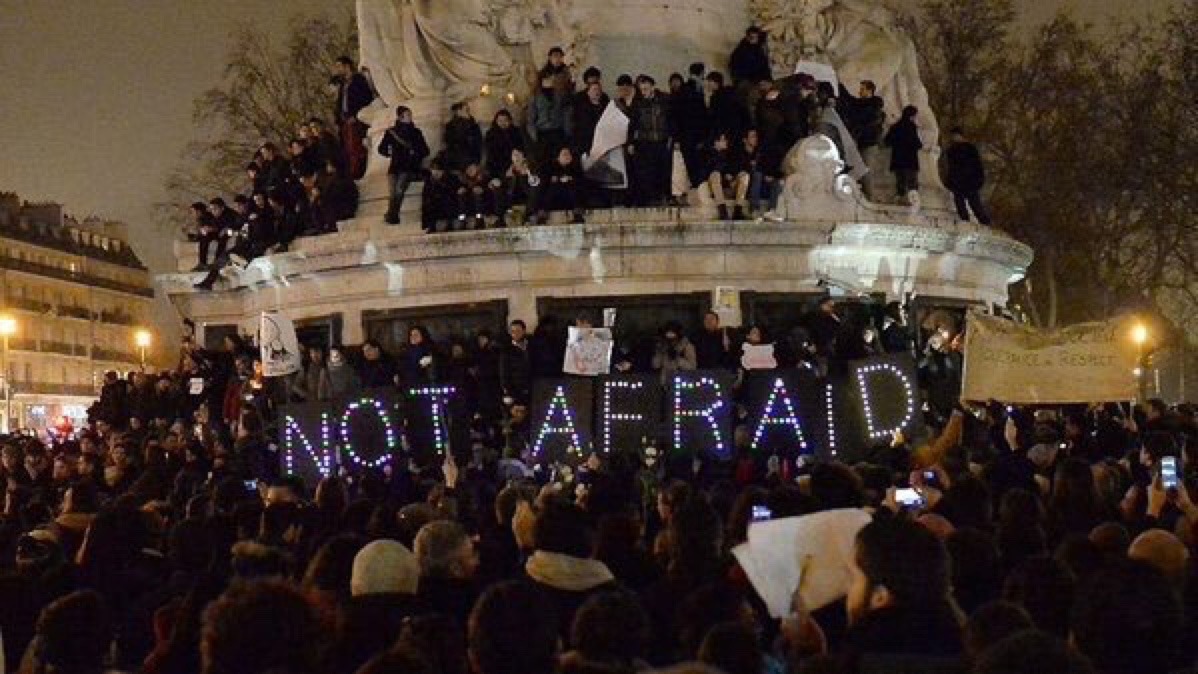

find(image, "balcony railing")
[40,341,77,356]
[7,336,37,351]
[13,382,97,397]
[58,305,93,320]
[0,255,154,298]
[0,223,146,271]
[97,310,134,326]
[91,347,138,364]
[6,296,52,313]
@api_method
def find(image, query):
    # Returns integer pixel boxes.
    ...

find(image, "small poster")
[741,343,778,370]
[563,326,614,376]
[259,312,302,377]
[714,286,742,327]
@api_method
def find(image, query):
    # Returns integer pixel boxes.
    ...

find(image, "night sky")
[0,0,1180,276]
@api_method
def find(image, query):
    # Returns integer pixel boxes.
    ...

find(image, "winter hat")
[351,539,419,596]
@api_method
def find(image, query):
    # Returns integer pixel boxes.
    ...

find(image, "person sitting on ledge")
[483,109,525,181]
[704,132,750,221]
[317,159,359,222]
[455,163,496,231]
[421,157,461,234]
[195,197,235,271]
[539,146,585,225]
[492,148,540,228]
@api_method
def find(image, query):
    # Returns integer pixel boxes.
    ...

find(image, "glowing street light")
[0,314,16,432]
[1131,323,1148,346]
[134,329,152,371]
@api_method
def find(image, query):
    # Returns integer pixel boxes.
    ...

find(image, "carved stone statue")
[752,0,948,202]
[772,134,858,220]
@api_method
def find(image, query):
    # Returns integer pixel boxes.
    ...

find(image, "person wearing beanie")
[332,539,421,673]
[351,539,420,596]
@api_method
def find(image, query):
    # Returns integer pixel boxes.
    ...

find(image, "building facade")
[0,193,154,432]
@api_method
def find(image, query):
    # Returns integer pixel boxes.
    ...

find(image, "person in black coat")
[378,106,430,225]
[318,160,360,222]
[693,311,733,370]
[571,81,609,159]
[944,127,992,224]
[541,146,586,223]
[884,105,924,200]
[443,102,483,172]
[628,76,673,206]
[421,158,461,233]
[703,72,750,144]
[669,69,708,189]
[483,110,525,179]
[838,80,887,198]
[499,320,532,405]
[728,27,771,88]
[358,340,397,390]
[333,56,374,179]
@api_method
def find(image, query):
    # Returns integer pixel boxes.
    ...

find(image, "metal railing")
[0,256,154,298]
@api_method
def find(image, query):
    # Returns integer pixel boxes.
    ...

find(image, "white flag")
[259,312,302,377]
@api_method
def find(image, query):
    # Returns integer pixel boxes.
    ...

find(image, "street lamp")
[1132,323,1148,347]
[1131,323,1149,402]
[134,329,152,372]
[0,315,16,433]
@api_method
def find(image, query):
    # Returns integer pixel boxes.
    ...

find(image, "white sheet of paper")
[732,508,871,617]
[741,343,777,370]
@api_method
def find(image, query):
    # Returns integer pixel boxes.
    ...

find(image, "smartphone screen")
[922,470,940,489]
[243,480,258,492]
[751,505,772,522]
[896,488,925,510]
[1161,456,1180,490]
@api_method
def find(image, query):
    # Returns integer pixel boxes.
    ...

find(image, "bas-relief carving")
[357,0,581,128]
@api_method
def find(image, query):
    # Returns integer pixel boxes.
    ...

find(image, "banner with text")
[961,313,1138,404]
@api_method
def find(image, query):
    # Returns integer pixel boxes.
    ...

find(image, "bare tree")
[912,0,1197,334]
[157,13,358,233]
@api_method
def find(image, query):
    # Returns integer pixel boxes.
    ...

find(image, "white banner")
[563,326,614,376]
[259,312,302,377]
[961,313,1138,404]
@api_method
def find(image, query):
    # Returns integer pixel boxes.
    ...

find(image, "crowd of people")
[383,34,948,233]
[187,30,996,287]
[184,56,371,290]
[0,291,1195,674]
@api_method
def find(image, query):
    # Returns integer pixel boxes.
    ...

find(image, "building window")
[24,363,32,383]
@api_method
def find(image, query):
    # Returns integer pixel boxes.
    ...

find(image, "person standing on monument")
[628,75,672,207]
[527,74,572,169]
[332,56,374,180]
[378,106,430,226]
[729,27,771,94]
[884,105,923,203]
[944,127,992,225]
[838,80,886,199]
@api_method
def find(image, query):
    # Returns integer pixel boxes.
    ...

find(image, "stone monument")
[751,0,947,201]
[357,0,949,212]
